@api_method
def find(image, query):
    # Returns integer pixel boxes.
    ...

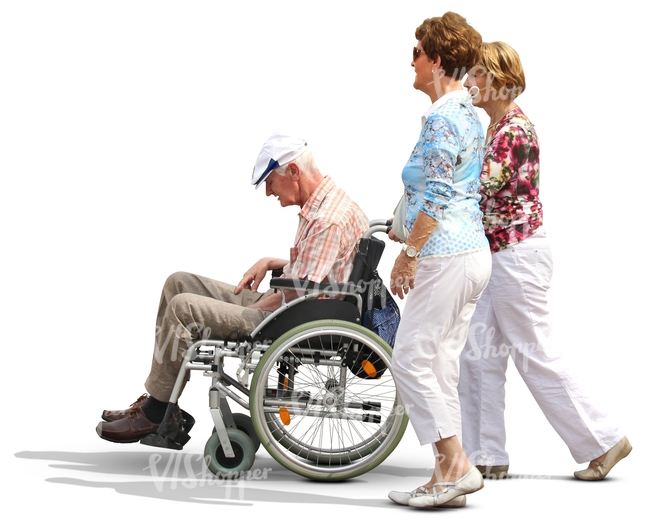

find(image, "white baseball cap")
[251,132,308,189]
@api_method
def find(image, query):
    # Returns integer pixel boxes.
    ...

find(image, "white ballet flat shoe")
[388,486,466,507]
[407,467,484,508]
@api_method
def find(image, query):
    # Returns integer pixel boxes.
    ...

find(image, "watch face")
[406,246,417,257]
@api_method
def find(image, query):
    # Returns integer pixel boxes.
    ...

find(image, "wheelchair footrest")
[180,409,195,434]
[140,433,185,450]
[139,408,195,450]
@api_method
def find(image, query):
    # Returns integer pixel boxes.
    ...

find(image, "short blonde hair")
[478,41,526,100]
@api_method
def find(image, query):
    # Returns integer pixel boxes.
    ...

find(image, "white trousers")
[458,230,623,464]
[392,249,492,447]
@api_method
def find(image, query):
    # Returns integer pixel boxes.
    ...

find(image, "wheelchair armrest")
[269,278,365,295]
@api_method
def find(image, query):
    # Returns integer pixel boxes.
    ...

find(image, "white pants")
[392,249,492,447]
[458,230,623,464]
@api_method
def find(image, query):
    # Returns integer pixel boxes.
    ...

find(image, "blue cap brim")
[253,158,280,189]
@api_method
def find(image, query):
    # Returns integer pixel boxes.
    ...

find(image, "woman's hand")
[389,211,436,299]
[390,252,417,299]
[387,226,403,243]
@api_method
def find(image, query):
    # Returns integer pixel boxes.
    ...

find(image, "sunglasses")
[413,47,424,61]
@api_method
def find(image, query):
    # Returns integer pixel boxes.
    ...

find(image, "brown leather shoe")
[476,464,509,479]
[97,405,159,443]
[96,404,183,443]
[101,394,149,422]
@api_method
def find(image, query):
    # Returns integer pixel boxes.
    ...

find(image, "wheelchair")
[140,219,409,481]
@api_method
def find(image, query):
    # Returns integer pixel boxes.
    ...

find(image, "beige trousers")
[144,271,273,401]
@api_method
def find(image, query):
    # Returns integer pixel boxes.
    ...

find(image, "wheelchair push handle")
[365,218,393,239]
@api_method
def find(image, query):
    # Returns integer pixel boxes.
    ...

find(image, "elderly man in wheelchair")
[97,133,407,480]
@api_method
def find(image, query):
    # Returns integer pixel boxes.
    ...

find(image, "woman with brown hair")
[387,12,491,509]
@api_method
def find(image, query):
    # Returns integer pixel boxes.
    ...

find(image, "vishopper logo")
[426,65,524,103]
[145,452,272,493]
[427,66,473,93]
[466,65,525,103]
[466,451,551,480]
[154,321,212,364]
[273,277,382,297]
[464,321,543,373]
[151,276,389,363]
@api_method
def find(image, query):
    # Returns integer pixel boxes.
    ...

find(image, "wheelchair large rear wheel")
[249,320,408,480]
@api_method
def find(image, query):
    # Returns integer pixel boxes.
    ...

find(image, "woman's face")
[463,66,490,108]
[412,41,434,93]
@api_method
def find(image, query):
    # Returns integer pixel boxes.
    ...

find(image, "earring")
[464,85,480,105]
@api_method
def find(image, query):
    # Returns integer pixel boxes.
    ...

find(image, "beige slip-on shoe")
[476,464,509,479]
[574,436,632,481]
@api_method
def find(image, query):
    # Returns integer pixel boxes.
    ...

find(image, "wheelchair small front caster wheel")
[212,413,261,452]
[204,428,256,479]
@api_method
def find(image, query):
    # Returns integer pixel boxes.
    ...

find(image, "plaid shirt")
[283,176,368,283]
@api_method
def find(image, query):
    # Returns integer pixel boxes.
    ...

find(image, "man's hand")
[235,258,271,294]
[235,257,289,294]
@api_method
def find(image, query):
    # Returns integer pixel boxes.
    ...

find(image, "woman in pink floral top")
[458,41,631,481]
[480,107,542,253]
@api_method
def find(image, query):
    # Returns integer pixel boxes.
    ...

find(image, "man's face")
[265,170,300,207]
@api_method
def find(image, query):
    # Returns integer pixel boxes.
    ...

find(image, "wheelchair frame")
[140,220,409,481]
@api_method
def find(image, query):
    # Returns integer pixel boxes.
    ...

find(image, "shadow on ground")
[14,450,571,507]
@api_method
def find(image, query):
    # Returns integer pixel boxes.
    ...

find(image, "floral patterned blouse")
[401,90,488,257]
[481,108,543,253]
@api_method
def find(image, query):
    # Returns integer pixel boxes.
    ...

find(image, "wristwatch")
[402,244,420,258]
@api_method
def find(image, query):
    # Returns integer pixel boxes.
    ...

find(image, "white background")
[2,1,647,521]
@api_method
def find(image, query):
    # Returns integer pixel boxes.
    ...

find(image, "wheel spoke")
[249,320,408,479]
